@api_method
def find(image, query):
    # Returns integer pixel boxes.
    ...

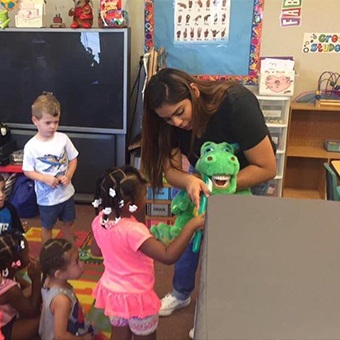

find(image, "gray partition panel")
[195,195,340,340]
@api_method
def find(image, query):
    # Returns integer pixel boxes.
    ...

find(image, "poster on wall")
[174,0,231,43]
[145,0,264,85]
[302,33,340,53]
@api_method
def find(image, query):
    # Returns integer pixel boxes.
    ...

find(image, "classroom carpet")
[79,232,104,265]
[25,227,90,258]
[25,227,110,339]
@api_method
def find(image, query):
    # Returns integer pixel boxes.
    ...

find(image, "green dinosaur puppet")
[150,141,251,245]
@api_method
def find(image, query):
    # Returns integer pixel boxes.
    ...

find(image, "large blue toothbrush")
[192,175,212,253]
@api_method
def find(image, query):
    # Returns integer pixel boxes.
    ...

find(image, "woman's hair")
[31,92,60,119]
[39,238,73,283]
[141,68,236,188]
[93,165,147,226]
[0,232,27,278]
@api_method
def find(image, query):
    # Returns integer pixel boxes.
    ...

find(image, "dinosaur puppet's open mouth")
[211,175,230,188]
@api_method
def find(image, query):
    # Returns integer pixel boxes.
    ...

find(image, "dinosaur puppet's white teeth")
[212,175,230,188]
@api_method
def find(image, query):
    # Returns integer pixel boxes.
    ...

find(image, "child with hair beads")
[91,165,205,340]
[0,232,42,339]
[39,238,95,340]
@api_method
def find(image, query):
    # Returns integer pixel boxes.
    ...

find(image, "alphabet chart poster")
[145,0,264,85]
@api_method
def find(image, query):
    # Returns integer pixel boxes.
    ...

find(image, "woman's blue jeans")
[171,181,269,300]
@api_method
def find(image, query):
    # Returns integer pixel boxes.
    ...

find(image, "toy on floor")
[69,0,93,29]
[150,141,252,246]
[0,9,10,29]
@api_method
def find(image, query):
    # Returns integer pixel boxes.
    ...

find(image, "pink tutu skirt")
[93,283,161,319]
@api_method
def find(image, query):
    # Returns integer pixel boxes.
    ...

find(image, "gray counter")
[195,195,340,339]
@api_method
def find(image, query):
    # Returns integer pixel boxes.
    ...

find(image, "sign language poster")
[145,0,264,83]
[174,0,231,42]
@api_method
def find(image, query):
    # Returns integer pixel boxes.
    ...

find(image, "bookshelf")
[283,102,340,199]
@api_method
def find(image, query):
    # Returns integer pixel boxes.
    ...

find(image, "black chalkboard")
[0,29,129,134]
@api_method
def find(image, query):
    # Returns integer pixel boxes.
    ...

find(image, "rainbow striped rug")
[70,262,110,338]
[25,227,89,258]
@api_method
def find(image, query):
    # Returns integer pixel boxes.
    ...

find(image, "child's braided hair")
[39,238,73,284]
[92,165,147,227]
[0,232,26,278]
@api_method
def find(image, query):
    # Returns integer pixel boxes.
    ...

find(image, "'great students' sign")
[302,33,340,53]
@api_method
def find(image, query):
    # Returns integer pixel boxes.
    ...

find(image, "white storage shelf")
[256,94,291,197]
[257,95,291,126]
[268,126,287,153]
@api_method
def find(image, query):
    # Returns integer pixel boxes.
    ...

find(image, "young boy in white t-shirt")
[22,92,79,244]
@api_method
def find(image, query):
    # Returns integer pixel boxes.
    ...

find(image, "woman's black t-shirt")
[173,84,275,170]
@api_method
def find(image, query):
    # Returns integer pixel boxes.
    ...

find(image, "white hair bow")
[129,204,138,213]
[92,198,102,208]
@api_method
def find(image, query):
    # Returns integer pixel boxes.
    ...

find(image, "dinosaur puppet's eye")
[203,147,214,154]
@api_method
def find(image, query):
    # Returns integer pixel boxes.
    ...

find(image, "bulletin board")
[144,0,264,85]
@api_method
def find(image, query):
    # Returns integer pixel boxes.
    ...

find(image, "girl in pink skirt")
[91,166,205,340]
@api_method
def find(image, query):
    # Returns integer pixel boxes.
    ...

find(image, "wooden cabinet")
[283,102,340,199]
[256,94,291,197]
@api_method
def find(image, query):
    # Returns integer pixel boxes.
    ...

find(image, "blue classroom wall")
[154,0,255,75]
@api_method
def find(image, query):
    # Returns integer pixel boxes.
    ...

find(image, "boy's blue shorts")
[39,196,76,229]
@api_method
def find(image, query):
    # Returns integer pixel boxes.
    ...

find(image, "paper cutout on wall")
[280,0,302,27]
[302,33,340,53]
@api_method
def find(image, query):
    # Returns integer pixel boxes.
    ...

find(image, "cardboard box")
[259,71,295,96]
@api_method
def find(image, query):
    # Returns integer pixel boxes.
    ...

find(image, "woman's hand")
[186,175,210,210]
